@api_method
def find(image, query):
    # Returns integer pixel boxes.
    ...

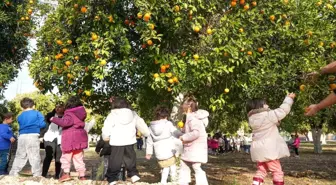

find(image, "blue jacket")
[0,124,14,150]
[18,110,46,135]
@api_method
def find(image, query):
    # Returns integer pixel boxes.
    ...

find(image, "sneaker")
[109,181,117,185]
[131,175,140,183]
[295,155,300,158]
[59,173,71,182]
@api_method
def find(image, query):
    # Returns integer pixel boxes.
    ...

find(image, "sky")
[3,40,38,101]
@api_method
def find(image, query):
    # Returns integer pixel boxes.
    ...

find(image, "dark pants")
[0,149,9,174]
[106,145,138,183]
[136,139,143,150]
[42,139,62,178]
[294,148,299,155]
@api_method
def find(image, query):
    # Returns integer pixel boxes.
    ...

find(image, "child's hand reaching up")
[287,93,296,99]
[145,154,152,160]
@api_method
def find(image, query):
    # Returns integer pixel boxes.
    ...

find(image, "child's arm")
[145,134,153,160]
[52,114,74,128]
[181,119,202,143]
[135,114,150,137]
[37,111,46,129]
[267,95,295,124]
[0,127,14,141]
[102,114,113,141]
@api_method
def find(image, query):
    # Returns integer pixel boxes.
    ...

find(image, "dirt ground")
[1,142,335,185]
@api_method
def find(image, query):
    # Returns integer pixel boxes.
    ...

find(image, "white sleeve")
[102,114,113,140]
[135,114,150,137]
[85,117,96,133]
[267,97,294,124]
[146,133,154,155]
[169,121,183,138]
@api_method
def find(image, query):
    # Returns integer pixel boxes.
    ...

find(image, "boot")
[252,177,264,185]
[273,181,284,185]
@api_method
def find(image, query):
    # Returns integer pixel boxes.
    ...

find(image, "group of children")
[0,91,300,185]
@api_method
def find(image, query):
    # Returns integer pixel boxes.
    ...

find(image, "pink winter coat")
[293,137,300,148]
[248,96,293,162]
[181,112,208,163]
[52,106,88,153]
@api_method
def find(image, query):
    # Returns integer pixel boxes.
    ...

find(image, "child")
[102,97,149,185]
[95,136,111,180]
[179,97,209,185]
[0,112,15,175]
[51,96,88,182]
[210,136,219,155]
[136,130,143,150]
[9,98,46,177]
[247,93,295,185]
[146,106,181,184]
[292,135,300,158]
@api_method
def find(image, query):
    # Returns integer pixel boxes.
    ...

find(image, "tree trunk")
[311,127,323,154]
[170,93,184,123]
[304,132,309,141]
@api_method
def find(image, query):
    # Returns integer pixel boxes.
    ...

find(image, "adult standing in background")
[40,102,65,179]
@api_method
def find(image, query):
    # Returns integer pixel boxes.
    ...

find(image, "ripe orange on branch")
[80,6,87,13]
[147,40,153,46]
[143,13,151,22]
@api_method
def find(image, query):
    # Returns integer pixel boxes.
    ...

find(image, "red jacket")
[52,106,88,153]
[293,137,300,148]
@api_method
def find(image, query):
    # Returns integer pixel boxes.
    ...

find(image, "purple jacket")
[52,106,88,153]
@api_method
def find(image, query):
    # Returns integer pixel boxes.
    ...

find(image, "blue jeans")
[0,149,9,173]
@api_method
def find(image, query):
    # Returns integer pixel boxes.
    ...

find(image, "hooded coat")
[180,112,209,164]
[102,108,150,146]
[52,106,88,153]
[248,96,293,162]
[146,120,182,160]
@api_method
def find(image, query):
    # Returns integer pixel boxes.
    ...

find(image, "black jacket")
[95,136,111,157]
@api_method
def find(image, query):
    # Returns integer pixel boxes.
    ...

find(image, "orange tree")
[30,0,336,130]
[0,0,40,93]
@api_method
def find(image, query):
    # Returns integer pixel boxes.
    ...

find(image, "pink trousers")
[60,150,86,177]
[254,159,284,183]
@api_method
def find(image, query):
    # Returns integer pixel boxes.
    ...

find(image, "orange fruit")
[141,44,147,49]
[299,84,306,91]
[231,1,237,7]
[239,28,244,33]
[147,40,153,46]
[75,56,79,60]
[56,40,63,45]
[67,40,72,44]
[270,15,275,21]
[137,13,143,19]
[173,77,178,83]
[330,42,336,49]
[148,24,155,30]
[258,47,264,53]
[57,69,63,74]
[304,39,309,45]
[108,15,113,22]
[307,31,313,37]
[80,6,87,13]
[177,121,184,128]
[84,90,91,96]
[206,28,213,35]
[166,73,173,78]
[62,48,69,54]
[28,9,33,15]
[65,61,72,66]
[224,52,229,57]
[260,10,265,14]
[67,73,73,78]
[25,16,30,21]
[91,33,98,41]
[100,60,107,66]
[165,64,170,69]
[224,88,230,93]
[194,26,200,33]
[168,79,174,84]
[58,53,64,59]
[174,5,180,12]
[251,1,257,6]
[329,84,336,90]
[74,4,78,8]
[243,4,249,10]
[143,13,151,22]
[95,16,100,20]
[160,66,167,73]
[63,66,68,70]
[124,19,129,25]
[20,17,25,21]
[247,51,252,55]
[193,54,199,60]
[181,51,186,57]
[319,42,324,47]
[153,73,159,78]
[167,87,172,92]
[240,0,245,5]
[284,20,290,26]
